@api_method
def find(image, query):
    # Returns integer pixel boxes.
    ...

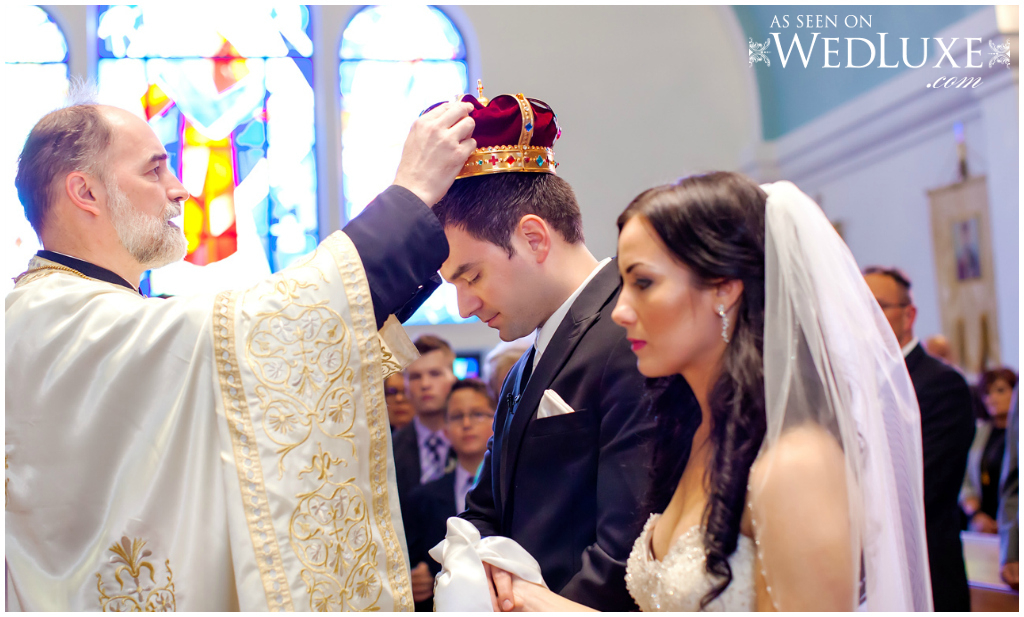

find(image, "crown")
[426,81,561,180]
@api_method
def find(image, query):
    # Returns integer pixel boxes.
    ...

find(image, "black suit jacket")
[402,471,458,611]
[344,185,447,328]
[461,260,673,611]
[906,343,975,612]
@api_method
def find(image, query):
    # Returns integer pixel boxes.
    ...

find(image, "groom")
[431,90,697,611]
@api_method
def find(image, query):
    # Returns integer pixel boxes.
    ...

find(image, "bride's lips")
[628,338,646,351]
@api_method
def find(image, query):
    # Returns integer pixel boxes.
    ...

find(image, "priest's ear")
[65,170,104,218]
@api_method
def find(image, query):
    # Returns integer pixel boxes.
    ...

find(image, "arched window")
[340,5,471,325]
[4,6,69,294]
[96,4,317,296]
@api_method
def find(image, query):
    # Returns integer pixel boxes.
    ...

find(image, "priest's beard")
[106,180,188,269]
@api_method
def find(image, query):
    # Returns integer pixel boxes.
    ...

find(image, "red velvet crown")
[425,83,561,179]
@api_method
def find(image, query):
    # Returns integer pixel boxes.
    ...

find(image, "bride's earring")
[717,304,730,343]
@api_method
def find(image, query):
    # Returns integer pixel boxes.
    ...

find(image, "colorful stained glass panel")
[339,5,470,325]
[96,5,317,297]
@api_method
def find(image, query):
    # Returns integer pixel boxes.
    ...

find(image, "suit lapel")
[498,260,622,508]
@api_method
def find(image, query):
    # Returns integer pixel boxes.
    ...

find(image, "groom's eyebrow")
[449,262,478,281]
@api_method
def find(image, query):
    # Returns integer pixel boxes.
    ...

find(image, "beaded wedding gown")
[625,513,756,612]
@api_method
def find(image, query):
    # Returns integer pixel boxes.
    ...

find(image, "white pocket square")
[537,389,575,419]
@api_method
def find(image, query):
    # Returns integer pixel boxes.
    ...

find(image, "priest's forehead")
[98,105,169,169]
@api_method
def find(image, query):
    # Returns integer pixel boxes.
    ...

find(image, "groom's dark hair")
[433,173,584,257]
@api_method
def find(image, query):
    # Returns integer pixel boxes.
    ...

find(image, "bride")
[502,172,933,611]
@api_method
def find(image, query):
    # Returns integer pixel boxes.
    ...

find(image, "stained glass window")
[4,6,69,294]
[340,5,472,325]
[96,4,318,296]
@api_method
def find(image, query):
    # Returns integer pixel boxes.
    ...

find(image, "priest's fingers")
[451,113,476,145]
[393,102,475,207]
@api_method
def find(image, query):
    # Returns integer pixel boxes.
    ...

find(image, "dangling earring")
[717,304,730,343]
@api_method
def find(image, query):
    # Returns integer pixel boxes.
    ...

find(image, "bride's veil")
[752,181,932,611]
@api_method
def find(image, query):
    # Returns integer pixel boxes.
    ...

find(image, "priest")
[5,99,474,611]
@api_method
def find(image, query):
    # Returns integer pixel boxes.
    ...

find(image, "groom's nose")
[456,289,481,320]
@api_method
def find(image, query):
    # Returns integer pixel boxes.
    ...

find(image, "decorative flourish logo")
[748,38,772,66]
[988,39,1011,68]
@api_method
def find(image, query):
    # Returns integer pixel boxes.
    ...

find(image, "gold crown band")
[516,93,534,149]
[457,145,557,179]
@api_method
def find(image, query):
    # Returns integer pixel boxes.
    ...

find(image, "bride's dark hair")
[618,171,768,608]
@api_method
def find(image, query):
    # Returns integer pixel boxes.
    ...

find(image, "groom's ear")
[715,279,744,312]
[516,214,551,263]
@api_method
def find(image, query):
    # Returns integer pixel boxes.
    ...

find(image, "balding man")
[6,100,475,611]
[864,266,975,612]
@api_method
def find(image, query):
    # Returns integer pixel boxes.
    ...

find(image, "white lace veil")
[751,182,932,611]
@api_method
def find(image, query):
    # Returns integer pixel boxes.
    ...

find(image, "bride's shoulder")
[746,424,846,509]
[754,424,843,474]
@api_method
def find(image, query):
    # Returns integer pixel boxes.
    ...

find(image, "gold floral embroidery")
[291,443,381,611]
[323,232,413,611]
[96,537,175,612]
[240,244,386,611]
[223,233,410,611]
[245,281,356,477]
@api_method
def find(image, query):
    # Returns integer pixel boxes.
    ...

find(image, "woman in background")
[506,173,932,611]
[385,372,415,431]
[962,367,1018,533]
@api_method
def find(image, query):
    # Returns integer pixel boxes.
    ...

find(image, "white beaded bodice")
[625,514,756,612]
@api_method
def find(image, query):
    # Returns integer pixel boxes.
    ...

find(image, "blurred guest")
[385,372,415,431]
[481,333,535,401]
[404,379,496,610]
[924,334,955,366]
[998,388,1018,589]
[393,335,458,500]
[864,266,975,612]
[961,368,1017,533]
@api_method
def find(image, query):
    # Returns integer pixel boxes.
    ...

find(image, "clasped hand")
[484,563,590,612]
[393,101,476,207]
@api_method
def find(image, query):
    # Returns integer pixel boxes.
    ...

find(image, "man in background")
[392,335,458,500]
[864,266,975,611]
[403,379,496,610]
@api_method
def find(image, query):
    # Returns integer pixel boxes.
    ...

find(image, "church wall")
[742,7,1019,370]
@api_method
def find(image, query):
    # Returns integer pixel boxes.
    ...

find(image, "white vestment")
[6,231,417,611]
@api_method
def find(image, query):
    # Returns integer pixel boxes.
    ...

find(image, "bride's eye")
[633,278,652,291]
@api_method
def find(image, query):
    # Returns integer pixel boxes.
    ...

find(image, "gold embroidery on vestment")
[96,536,176,612]
[291,443,382,610]
[323,232,413,611]
[239,249,382,610]
[245,274,357,477]
[214,290,294,611]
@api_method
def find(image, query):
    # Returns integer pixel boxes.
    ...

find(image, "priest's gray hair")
[15,78,112,236]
